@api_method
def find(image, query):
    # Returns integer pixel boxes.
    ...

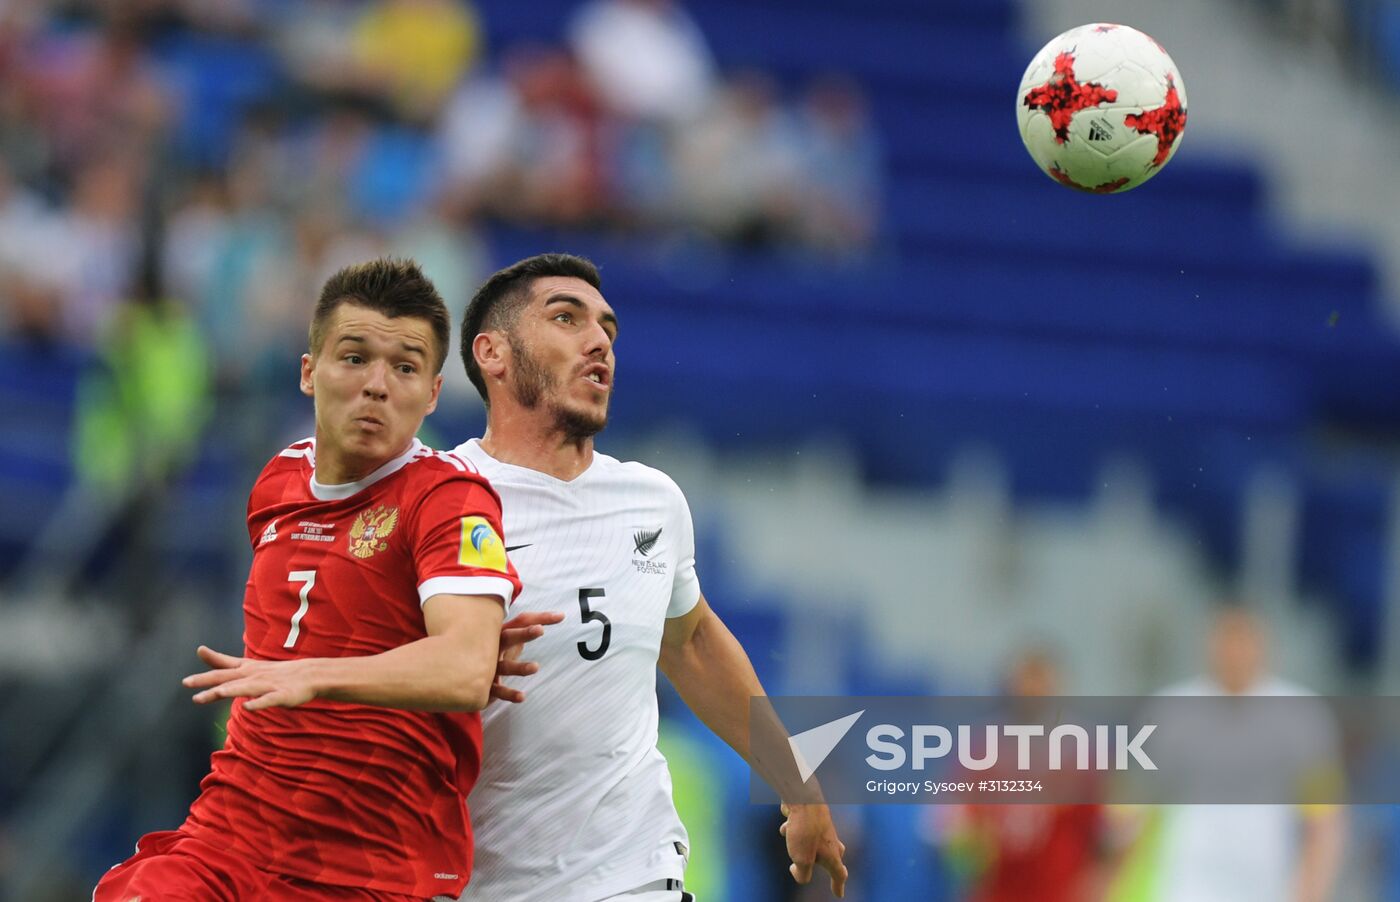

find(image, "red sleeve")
[245,452,302,548]
[408,472,520,608]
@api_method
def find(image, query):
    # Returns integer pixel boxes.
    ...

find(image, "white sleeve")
[667,484,701,619]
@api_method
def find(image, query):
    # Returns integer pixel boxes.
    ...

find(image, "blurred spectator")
[69,276,210,625]
[272,0,364,102]
[343,121,441,226]
[23,18,169,173]
[161,172,231,329]
[1,0,886,362]
[286,107,377,213]
[242,208,382,380]
[0,0,37,66]
[436,62,525,213]
[387,198,489,409]
[73,289,209,497]
[793,76,881,253]
[674,72,804,247]
[0,9,48,185]
[162,153,283,380]
[387,196,487,330]
[350,0,481,121]
[0,155,147,347]
[1107,607,1346,902]
[51,158,145,343]
[932,648,1109,902]
[439,46,608,226]
[569,0,715,125]
[0,157,64,342]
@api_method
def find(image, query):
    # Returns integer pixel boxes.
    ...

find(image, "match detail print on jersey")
[459,516,508,572]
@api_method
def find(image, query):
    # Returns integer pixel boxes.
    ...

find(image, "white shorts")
[598,879,694,901]
[439,878,692,902]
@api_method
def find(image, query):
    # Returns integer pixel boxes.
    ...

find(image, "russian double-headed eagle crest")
[349,505,399,559]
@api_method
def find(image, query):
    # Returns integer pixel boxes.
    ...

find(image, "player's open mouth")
[581,365,611,391]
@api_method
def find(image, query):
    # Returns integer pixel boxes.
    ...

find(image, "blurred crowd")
[0,0,883,380]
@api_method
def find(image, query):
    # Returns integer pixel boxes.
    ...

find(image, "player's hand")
[182,645,320,711]
[779,802,848,898]
[489,611,565,705]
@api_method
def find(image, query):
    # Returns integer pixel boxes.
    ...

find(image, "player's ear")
[425,373,443,416]
[300,353,315,397]
[474,331,508,381]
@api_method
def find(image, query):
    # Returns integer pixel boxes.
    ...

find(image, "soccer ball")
[1016,23,1187,193]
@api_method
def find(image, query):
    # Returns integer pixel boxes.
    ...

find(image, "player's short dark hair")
[460,253,602,405]
[309,257,451,373]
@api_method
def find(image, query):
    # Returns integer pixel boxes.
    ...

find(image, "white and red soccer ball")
[1017,23,1188,193]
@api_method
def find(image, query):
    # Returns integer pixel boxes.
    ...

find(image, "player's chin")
[577,408,609,435]
[343,430,401,463]
[557,398,608,435]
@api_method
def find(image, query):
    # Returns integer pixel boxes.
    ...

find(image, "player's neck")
[478,420,595,482]
[313,437,412,486]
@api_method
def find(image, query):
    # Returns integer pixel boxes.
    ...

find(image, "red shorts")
[93,830,426,902]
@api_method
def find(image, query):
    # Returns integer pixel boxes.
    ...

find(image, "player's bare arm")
[658,593,849,898]
[184,592,505,712]
[1294,807,1345,902]
[490,609,567,704]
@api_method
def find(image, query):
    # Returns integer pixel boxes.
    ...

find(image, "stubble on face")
[507,331,609,441]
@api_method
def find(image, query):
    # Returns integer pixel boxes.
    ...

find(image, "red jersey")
[963,804,1103,902]
[182,438,519,898]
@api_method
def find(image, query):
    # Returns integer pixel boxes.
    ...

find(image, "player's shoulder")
[450,438,494,474]
[378,445,507,534]
[245,438,316,524]
[397,443,497,496]
[261,436,315,471]
[592,449,676,489]
[252,437,315,490]
[594,451,688,503]
[450,440,687,501]
[404,443,484,477]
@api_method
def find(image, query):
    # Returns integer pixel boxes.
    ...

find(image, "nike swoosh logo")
[505,544,532,553]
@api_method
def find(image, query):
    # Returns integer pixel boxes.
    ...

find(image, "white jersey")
[1145,675,1335,902]
[453,439,701,901]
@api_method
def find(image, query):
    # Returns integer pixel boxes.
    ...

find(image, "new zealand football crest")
[633,527,663,557]
[631,526,667,575]
[349,505,399,559]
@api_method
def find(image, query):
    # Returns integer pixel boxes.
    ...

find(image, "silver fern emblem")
[633,527,663,557]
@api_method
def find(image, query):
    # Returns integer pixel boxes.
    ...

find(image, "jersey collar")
[459,437,599,487]
[308,438,424,501]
